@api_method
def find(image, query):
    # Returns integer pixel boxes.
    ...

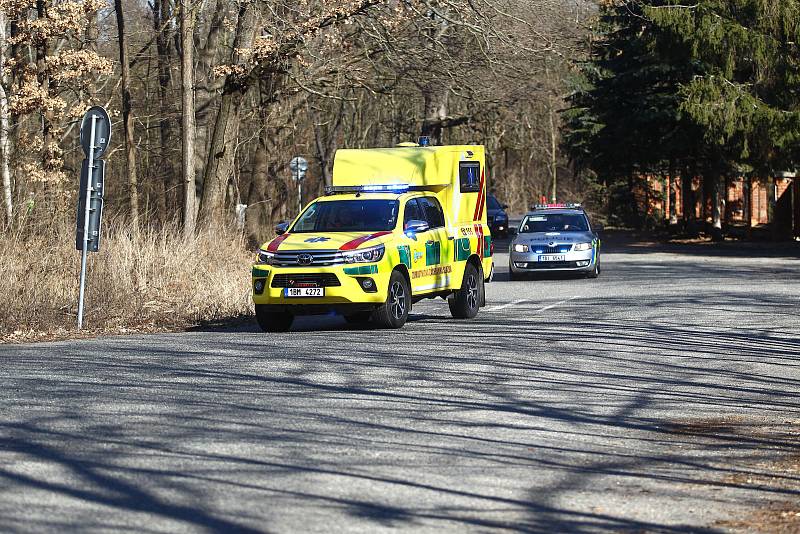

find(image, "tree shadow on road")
[1,273,799,531]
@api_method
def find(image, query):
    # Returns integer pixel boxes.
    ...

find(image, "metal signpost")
[76,106,111,329]
[289,156,308,214]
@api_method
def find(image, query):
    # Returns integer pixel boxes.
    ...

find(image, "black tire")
[371,271,410,329]
[344,311,372,324]
[255,305,294,332]
[587,261,600,279]
[449,263,482,319]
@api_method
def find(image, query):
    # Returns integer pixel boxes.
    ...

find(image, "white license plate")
[539,255,565,262]
[284,287,325,298]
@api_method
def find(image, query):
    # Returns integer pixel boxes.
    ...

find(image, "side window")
[459,162,481,193]
[418,197,445,228]
[403,199,423,228]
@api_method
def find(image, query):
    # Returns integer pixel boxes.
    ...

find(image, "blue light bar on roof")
[326,184,410,195]
[531,203,583,210]
[362,184,410,192]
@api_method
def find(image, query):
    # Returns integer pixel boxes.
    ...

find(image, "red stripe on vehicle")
[339,231,392,251]
[473,167,486,221]
[266,233,291,252]
[474,223,484,257]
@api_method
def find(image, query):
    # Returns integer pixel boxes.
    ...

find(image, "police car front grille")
[273,249,344,267]
[271,273,342,288]
[539,245,572,254]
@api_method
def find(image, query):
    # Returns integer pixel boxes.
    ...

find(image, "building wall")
[643,175,796,232]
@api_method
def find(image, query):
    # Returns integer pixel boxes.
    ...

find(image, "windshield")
[291,200,399,233]
[520,213,589,233]
[487,194,502,210]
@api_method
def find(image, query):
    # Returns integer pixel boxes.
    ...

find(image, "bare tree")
[114,0,139,228]
[0,11,11,222]
[180,0,197,235]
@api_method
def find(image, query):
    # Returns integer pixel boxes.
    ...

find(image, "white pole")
[298,178,302,214]
[77,115,97,330]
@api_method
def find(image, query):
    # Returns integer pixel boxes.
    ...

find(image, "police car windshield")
[291,200,399,233]
[520,213,589,233]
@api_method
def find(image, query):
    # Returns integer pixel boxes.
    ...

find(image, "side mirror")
[502,204,509,210]
[404,219,430,237]
[275,221,289,235]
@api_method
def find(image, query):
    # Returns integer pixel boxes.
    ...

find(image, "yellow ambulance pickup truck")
[251,144,494,331]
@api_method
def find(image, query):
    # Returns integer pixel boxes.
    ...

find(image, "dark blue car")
[487,194,510,238]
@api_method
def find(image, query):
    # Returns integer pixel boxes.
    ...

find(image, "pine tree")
[647,0,800,173]
[563,0,706,227]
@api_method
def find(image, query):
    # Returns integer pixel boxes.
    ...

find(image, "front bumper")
[252,264,389,308]
[509,249,597,272]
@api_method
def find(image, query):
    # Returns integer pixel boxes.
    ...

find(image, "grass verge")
[1,220,254,343]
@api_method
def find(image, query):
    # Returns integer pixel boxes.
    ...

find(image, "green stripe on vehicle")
[455,238,471,261]
[344,265,378,276]
[483,235,492,257]
[425,241,441,266]
[252,267,269,278]
[398,245,411,268]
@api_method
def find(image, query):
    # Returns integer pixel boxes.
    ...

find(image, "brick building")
[644,173,799,238]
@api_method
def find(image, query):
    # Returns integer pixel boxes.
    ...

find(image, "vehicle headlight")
[343,244,385,264]
[513,243,529,253]
[256,249,275,264]
[574,242,593,251]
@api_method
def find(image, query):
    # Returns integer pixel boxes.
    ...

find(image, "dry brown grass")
[1,218,254,342]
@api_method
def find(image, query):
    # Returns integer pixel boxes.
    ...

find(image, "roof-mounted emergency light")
[531,203,583,210]
[325,184,411,195]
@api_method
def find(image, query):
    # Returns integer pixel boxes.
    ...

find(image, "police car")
[508,204,601,279]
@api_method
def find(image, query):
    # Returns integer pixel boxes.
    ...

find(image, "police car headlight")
[574,242,593,251]
[343,244,385,264]
[513,243,529,253]
[256,250,276,265]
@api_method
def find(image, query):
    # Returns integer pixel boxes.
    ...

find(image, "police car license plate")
[539,255,565,262]
[284,287,325,297]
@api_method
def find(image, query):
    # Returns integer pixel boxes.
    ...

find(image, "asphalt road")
[2,235,800,533]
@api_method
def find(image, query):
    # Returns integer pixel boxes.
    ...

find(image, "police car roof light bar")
[531,202,583,210]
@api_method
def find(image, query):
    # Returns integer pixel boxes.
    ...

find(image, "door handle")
[447,236,455,240]
[426,240,435,245]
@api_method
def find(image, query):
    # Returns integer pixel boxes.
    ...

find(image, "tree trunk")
[420,86,448,146]
[179,0,196,236]
[743,174,751,227]
[114,0,139,228]
[193,1,228,189]
[35,1,53,190]
[682,165,694,233]
[0,12,11,223]
[153,0,174,222]
[197,3,256,228]
[549,107,558,203]
[710,170,723,241]
[668,159,677,225]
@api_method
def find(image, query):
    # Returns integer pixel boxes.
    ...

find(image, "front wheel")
[371,271,410,329]
[587,261,600,279]
[255,305,294,332]
[449,263,482,319]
